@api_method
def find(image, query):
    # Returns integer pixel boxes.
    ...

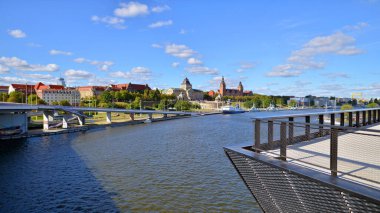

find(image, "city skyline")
[1,0,380,98]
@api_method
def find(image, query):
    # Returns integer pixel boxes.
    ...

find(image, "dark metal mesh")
[225,149,380,213]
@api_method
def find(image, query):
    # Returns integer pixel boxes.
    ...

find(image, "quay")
[224,107,380,212]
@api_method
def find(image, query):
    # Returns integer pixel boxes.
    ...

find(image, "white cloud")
[73,57,114,71]
[149,20,173,28]
[151,43,162,48]
[91,15,127,29]
[0,76,28,84]
[152,5,170,13]
[171,62,180,68]
[109,66,152,81]
[323,72,349,79]
[114,2,149,17]
[266,64,302,77]
[49,49,72,56]
[185,66,218,75]
[187,57,202,65]
[17,73,56,81]
[343,22,369,31]
[8,29,26,38]
[27,43,42,48]
[65,69,94,79]
[0,56,59,72]
[179,29,187,34]
[165,43,196,58]
[0,64,10,74]
[236,61,256,72]
[267,31,363,77]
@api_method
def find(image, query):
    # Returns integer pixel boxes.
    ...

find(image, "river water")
[0,110,332,212]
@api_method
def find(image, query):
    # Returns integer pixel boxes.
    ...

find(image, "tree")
[131,97,141,109]
[0,92,9,102]
[59,100,71,106]
[27,94,46,105]
[341,104,353,111]
[7,91,24,103]
[174,100,192,111]
[289,100,297,107]
[367,102,378,108]
[100,91,112,103]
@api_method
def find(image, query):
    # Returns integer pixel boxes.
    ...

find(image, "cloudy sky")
[1,0,379,98]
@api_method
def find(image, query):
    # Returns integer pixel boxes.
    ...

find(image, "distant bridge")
[0,102,194,133]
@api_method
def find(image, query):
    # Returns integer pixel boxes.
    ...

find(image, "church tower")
[180,77,192,90]
[238,81,243,96]
[219,76,226,96]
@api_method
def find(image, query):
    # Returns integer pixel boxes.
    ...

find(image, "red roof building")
[9,84,36,94]
[0,86,8,94]
[243,91,253,96]
[114,83,151,92]
[208,90,216,97]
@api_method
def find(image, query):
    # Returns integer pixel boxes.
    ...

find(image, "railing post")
[330,127,338,177]
[305,116,310,141]
[356,111,360,127]
[288,117,294,144]
[373,110,377,124]
[254,119,261,152]
[330,114,335,126]
[268,120,273,149]
[378,109,380,122]
[363,111,366,126]
[319,114,324,136]
[348,112,353,127]
[280,122,287,161]
[340,113,344,126]
[368,110,372,125]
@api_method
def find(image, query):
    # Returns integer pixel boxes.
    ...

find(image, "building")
[219,76,244,97]
[208,90,216,97]
[8,84,36,95]
[114,83,151,92]
[77,86,106,99]
[35,82,80,106]
[287,97,311,106]
[164,78,204,101]
[243,91,253,96]
[0,86,8,94]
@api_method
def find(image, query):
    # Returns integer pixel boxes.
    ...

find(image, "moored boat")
[221,105,245,114]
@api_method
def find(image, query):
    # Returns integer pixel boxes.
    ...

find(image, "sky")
[0,0,380,98]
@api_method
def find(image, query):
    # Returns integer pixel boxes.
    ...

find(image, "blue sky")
[0,0,379,98]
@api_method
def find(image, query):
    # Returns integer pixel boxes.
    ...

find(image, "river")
[0,110,334,212]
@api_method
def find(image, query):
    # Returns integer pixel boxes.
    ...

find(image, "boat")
[249,104,260,112]
[144,118,152,123]
[221,105,245,114]
[266,103,277,111]
[0,126,23,136]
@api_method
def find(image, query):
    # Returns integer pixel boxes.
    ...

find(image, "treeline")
[0,91,46,104]
[81,89,200,110]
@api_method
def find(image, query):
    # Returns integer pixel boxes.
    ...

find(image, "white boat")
[221,105,245,114]
[266,104,277,111]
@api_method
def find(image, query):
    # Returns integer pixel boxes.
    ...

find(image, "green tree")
[289,100,297,107]
[27,94,46,105]
[100,91,112,103]
[366,102,378,108]
[131,97,141,109]
[0,92,9,102]
[174,100,192,111]
[7,91,24,103]
[341,104,353,111]
[59,100,71,106]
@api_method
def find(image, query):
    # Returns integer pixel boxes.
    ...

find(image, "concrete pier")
[43,111,54,130]
[62,116,69,129]
[106,112,112,124]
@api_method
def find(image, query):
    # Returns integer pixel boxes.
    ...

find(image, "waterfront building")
[219,76,244,97]
[287,97,311,106]
[77,86,107,99]
[35,82,80,106]
[113,83,151,92]
[0,86,8,93]
[164,78,204,100]
[243,91,253,96]
[8,84,36,95]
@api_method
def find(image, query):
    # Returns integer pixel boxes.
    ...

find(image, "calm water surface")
[0,110,331,212]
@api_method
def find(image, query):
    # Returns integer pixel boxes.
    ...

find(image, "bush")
[341,104,353,111]
[367,103,379,108]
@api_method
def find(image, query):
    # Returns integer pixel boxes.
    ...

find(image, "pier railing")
[224,108,380,212]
